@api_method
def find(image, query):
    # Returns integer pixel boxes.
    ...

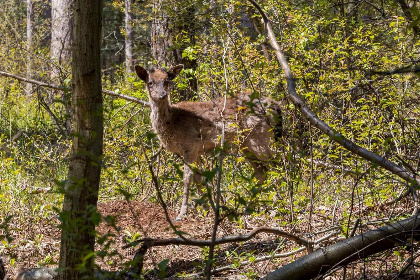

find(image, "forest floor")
[1,199,418,279]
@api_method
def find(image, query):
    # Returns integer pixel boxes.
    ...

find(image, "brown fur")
[135,65,281,220]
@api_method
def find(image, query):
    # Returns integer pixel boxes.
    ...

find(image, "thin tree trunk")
[124,0,134,73]
[58,0,103,279]
[26,0,33,94]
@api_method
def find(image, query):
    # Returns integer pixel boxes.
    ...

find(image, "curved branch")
[128,227,309,275]
[128,226,309,249]
[247,0,420,187]
[0,70,150,106]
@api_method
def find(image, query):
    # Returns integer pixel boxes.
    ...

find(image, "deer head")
[135,65,184,101]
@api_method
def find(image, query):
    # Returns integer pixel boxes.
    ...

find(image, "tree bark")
[174,5,197,100]
[124,0,134,73]
[58,0,103,279]
[51,0,73,77]
[151,0,174,67]
[263,214,420,280]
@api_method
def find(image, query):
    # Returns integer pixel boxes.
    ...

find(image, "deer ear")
[168,64,184,80]
[135,65,148,81]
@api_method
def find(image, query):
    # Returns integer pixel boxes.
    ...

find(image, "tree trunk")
[263,214,420,280]
[151,0,173,67]
[124,0,134,73]
[26,0,33,94]
[150,0,198,100]
[51,0,73,132]
[58,0,103,279]
[51,0,73,77]
[174,5,197,100]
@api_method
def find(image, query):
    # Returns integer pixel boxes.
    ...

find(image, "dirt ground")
[95,200,287,279]
[1,199,417,279]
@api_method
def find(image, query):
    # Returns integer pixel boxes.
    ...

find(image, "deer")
[135,64,282,221]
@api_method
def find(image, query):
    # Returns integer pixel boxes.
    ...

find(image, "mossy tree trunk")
[58,0,103,279]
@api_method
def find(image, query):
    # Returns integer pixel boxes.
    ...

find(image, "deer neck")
[149,98,172,134]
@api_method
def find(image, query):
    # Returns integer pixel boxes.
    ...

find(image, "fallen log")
[263,214,420,280]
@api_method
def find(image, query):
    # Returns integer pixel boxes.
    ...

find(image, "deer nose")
[157,91,167,99]
[151,90,167,100]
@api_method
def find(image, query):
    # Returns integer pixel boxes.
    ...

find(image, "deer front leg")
[175,163,194,221]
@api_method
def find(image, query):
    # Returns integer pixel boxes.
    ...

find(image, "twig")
[36,89,68,137]
[308,159,362,176]
[187,247,307,277]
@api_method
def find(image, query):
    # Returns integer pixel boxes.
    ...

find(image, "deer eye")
[148,81,153,86]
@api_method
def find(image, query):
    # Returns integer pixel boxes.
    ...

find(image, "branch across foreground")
[0,70,150,107]
[248,0,420,188]
[128,226,311,276]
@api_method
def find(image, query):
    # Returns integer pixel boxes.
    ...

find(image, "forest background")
[0,0,419,279]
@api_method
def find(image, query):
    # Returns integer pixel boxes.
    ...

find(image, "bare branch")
[128,226,310,276]
[103,89,150,106]
[0,70,150,107]
[369,64,420,75]
[128,226,310,250]
[0,70,67,91]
